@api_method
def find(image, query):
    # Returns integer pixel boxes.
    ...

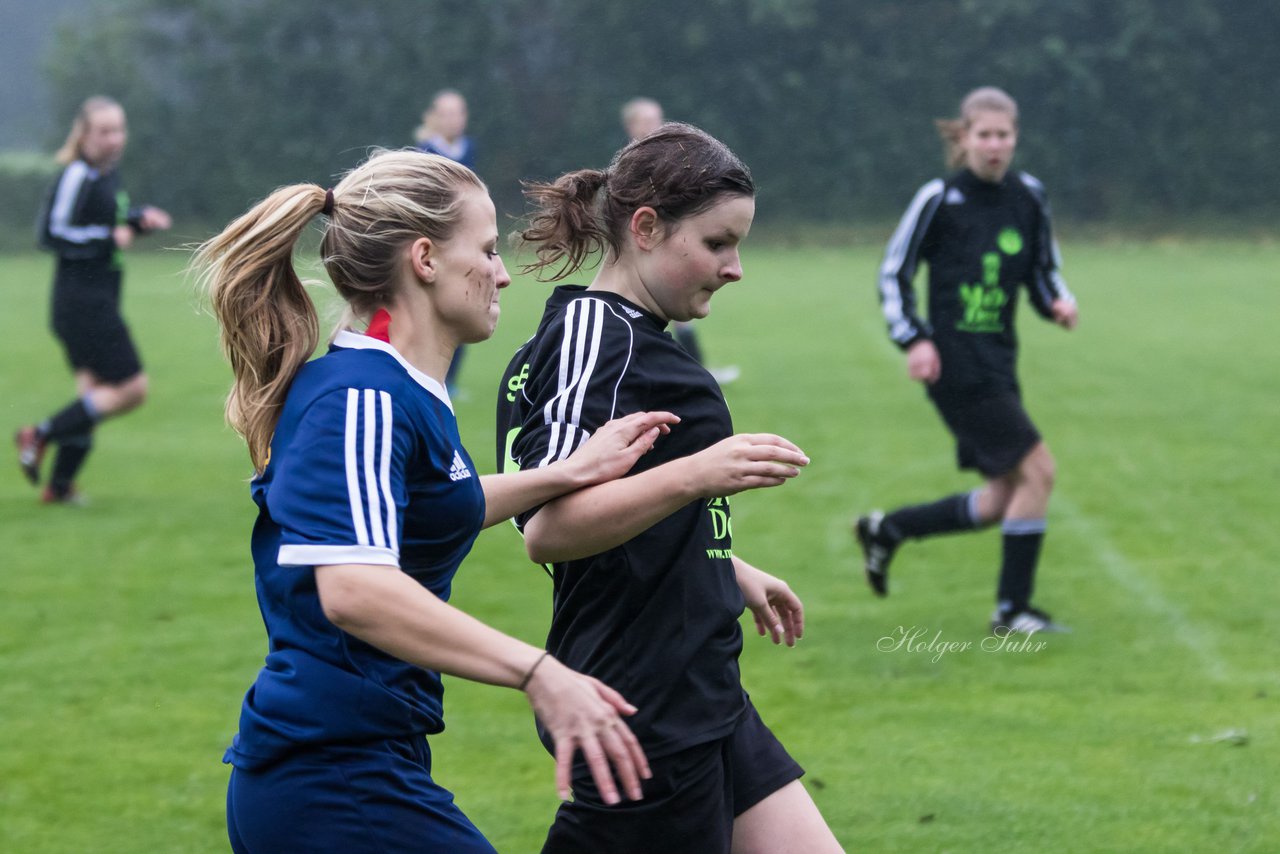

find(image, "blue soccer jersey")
[225,330,485,771]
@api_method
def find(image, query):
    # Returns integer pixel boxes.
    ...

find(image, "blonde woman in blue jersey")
[195,149,677,853]
[857,87,1079,634]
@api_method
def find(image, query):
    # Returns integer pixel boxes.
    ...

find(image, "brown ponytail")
[520,123,754,281]
[936,87,1020,169]
[195,149,484,472]
[518,169,610,282]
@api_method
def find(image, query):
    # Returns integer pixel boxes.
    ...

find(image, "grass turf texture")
[1,239,1276,852]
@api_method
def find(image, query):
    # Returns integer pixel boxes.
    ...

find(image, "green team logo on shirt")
[506,362,530,402]
[955,251,1009,333]
[997,227,1024,256]
[705,497,733,559]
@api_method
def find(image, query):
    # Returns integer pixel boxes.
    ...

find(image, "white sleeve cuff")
[277,544,400,568]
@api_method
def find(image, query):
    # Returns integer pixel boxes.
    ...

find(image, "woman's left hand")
[734,560,804,647]
[567,410,679,486]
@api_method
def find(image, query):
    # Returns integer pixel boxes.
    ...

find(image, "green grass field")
[2,236,1277,852]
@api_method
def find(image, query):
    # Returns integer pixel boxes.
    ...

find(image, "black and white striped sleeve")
[44,161,113,256]
[877,179,943,349]
[512,297,634,473]
[1019,172,1075,319]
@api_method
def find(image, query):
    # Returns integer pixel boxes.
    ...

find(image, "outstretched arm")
[315,563,650,804]
[522,433,809,563]
[480,410,677,528]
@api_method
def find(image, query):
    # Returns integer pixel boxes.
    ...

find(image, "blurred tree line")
[31,0,1280,230]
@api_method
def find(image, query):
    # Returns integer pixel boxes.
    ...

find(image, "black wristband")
[518,651,551,691]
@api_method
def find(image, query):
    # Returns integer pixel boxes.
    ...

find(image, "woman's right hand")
[523,655,651,805]
[112,224,135,250]
[686,433,809,497]
[565,410,680,487]
[906,339,941,384]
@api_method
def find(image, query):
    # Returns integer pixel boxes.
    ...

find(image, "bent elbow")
[522,515,561,565]
[315,569,368,630]
[524,533,557,566]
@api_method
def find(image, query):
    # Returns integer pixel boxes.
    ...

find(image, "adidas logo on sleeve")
[448,450,473,482]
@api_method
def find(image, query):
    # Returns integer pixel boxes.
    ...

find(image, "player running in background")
[499,123,840,853]
[195,150,677,853]
[15,96,170,503]
[856,87,1079,634]
[620,97,740,385]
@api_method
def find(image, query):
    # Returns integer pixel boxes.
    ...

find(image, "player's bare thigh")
[731,779,843,853]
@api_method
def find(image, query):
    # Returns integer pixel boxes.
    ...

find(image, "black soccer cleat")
[989,605,1070,635]
[14,426,46,486]
[854,511,898,597]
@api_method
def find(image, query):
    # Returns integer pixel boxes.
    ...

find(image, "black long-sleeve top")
[38,159,146,263]
[877,169,1074,400]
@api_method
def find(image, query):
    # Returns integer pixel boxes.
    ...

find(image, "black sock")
[997,520,1046,613]
[48,430,93,496]
[882,492,977,542]
[41,398,99,442]
[672,324,704,364]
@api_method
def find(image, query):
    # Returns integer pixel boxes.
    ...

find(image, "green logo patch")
[997,227,1023,256]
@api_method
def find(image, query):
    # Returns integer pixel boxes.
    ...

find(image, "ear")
[628,206,664,251]
[407,236,437,284]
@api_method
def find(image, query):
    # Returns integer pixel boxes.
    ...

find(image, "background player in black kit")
[498,124,841,853]
[856,87,1078,634]
[15,96,170,503]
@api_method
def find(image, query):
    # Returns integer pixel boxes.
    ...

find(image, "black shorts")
[541,700,804,854]
[931,391,1041,478]
[51,265,143,384]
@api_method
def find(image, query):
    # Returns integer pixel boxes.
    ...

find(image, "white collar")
[331,330,453,412]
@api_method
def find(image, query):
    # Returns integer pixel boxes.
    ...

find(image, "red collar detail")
[365,308,392,343]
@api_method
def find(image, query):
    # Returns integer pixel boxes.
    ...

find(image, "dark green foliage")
[41,0,1280,227]
[0,152,60,251]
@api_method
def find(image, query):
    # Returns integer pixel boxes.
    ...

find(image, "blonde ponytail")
[194,185,326,471]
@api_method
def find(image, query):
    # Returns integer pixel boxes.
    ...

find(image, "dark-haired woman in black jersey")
[499,123,840,853]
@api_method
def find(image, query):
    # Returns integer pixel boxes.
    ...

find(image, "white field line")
[1053,493,1230,682]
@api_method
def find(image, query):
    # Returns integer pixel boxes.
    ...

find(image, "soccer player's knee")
[1030,448,1056,493]
[125,374,149,408]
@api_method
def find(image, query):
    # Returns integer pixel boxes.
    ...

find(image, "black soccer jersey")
[877,169,1073,400]
[497,286,746,758]
[38,160,146,264]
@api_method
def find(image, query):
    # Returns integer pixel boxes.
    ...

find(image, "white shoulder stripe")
[377,391,397,551]
[342,387,398,553]
[48,161,111,244]
[538,297,635,467]
[344,388,370,547]
[879,179,944,339]
[362,389,385,549]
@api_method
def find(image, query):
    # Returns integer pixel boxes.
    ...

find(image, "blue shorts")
[226,735,495,853]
